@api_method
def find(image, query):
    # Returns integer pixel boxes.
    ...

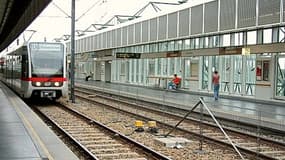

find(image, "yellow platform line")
[9,99,54,160]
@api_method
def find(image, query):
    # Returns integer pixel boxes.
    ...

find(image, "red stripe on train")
[21,77,67,82]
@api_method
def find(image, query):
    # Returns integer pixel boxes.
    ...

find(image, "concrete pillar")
[105,61,111,83]
[95,62,101,81]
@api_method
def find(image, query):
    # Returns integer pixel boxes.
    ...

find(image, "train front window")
[29,43,64,77]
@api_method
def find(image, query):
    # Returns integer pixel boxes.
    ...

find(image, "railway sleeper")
[95,152,142,159]
[115,158,147,160]
[261,150,285,156]
[77,136,111,141]
[69,133,106,137]
[91,147,132,154]
[220,138,241,142]
[82,139,118,145]
[86,143,123,149]
[183,126,198,129]
[63,126,95,130]
[236,142,258,146]
[246,146,271,151]
[204,132,223,136]
[276,155,285,159]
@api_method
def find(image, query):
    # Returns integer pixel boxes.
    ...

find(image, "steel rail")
[75,88,285,160]
[57,102,172,160]
[32,105,99,160]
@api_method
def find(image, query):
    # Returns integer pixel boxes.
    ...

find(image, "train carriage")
[0,42,68,99]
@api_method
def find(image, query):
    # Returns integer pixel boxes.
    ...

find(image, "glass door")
[275,54,285,99]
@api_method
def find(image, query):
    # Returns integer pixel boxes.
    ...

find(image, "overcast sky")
[24,0,184,42]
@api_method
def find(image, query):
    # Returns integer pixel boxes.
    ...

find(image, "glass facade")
[108,27,285,97]
[111,53,261,96]
[72,26,285,100]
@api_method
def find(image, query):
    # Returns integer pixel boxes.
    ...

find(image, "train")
[0,42,68,99]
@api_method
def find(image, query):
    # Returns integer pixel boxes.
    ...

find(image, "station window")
[148,59,155,75]
[190,61,198,77]
[150,44,158,52]
[159,42,168,52]
[279,27,285,42]
[183,39,191,50]
[168,41,175,51]
[247,31,257,45]
[143,45,150,53]
[263,29,272,44]
[222,34,230,47]
[175,40,183,50]
[256,60,269,81]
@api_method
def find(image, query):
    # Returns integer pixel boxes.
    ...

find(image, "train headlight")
[54,82,60,87]
[35,82,41,87]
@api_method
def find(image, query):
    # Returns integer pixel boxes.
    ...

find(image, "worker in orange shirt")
[168,74,181,90]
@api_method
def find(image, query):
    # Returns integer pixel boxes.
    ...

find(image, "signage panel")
[116,52,141,59]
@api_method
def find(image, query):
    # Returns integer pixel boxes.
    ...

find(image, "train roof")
[6,42,64,56]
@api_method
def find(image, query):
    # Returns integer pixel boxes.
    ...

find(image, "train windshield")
[29,43,64,77]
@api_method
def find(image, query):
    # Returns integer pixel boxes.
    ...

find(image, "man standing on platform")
[212,70,220,100]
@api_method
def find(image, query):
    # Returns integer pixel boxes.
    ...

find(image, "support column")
[241,55,246,95]
[208,57,213,91]
[229,56,234,94]
[95,62,101,81]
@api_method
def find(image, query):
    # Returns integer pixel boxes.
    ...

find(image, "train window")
[21,55,28,78]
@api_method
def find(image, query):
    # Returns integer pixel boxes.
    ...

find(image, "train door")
[275,53,285,100]
[21,54,29,96]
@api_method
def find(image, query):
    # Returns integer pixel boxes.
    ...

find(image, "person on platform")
[168,74,181,90]
[212,70,220,100]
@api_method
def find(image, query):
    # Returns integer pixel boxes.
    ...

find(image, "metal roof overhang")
[0,0,51,52]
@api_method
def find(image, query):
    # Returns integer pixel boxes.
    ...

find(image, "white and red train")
[0,42,68,99]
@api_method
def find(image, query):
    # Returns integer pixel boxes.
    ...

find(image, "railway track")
[73,85,285,160]
[32,102,171,160]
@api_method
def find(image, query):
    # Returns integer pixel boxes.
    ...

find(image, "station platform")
[0,82,78,160]
[76,80,285,132]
